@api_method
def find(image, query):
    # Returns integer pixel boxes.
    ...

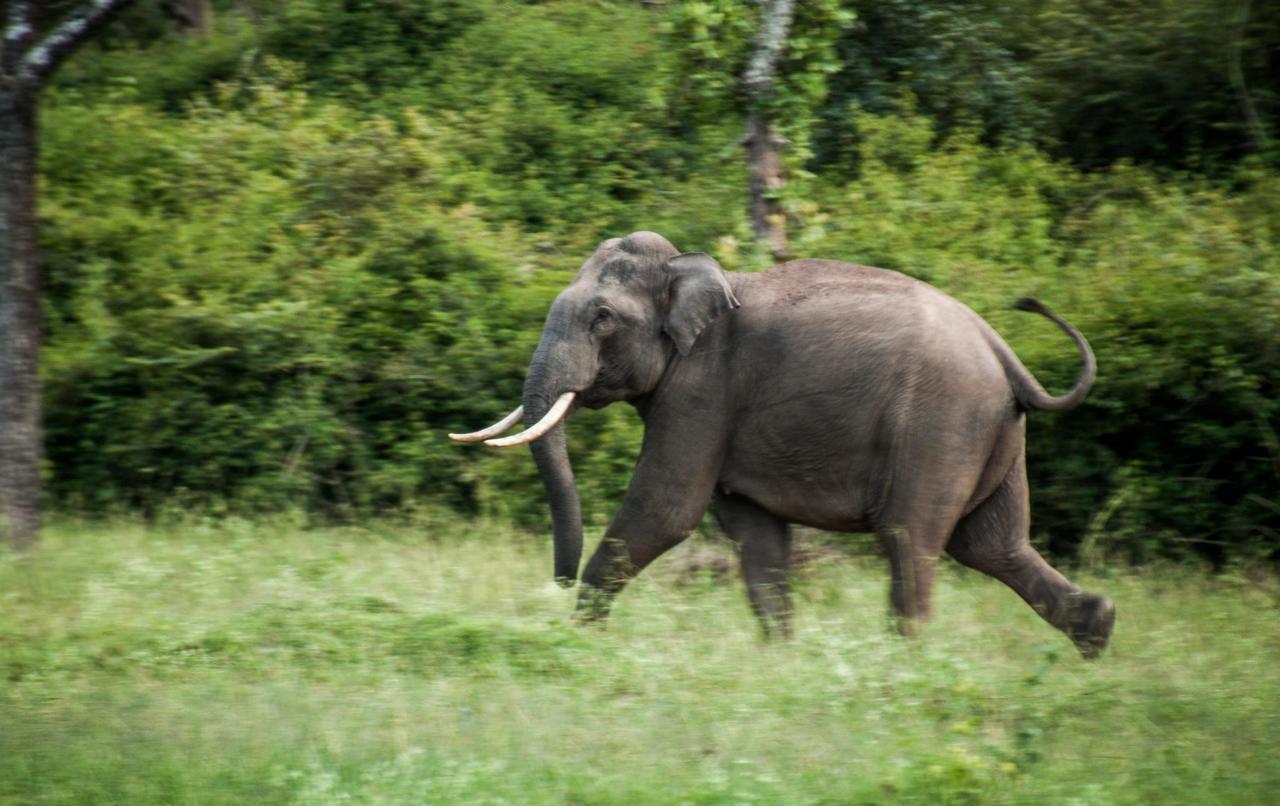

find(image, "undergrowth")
[1,517,1277,803]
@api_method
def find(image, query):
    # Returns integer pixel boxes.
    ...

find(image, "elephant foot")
[760,620,794,641]
[571,584,615,627]
[1066,594,1115,660]
[888,613,923,639]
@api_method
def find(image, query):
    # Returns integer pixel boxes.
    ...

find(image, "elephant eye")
[591,307,615,331]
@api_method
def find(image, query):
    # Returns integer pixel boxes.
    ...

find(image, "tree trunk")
[741,0,795,262]
[1,0,136,550]
[0,85,42,551]
[742,115,789,261]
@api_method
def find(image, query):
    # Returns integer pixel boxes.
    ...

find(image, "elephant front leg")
[715,491,793,639]
[574,432,724,625]
[573,512,704,626]
[573,531,656,624]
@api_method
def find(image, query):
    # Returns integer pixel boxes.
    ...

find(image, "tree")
[664,1,850,259]
[741,0,794,260]
[1,0,136,550]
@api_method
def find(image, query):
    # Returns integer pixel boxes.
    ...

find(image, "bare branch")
[2,1,37,77]
[18,0,136,88]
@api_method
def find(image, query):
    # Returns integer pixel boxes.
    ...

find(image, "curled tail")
[1001,298,1096,412]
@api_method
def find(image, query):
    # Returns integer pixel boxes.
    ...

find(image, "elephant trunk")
[523,341,586,586]
[529,413,582,586]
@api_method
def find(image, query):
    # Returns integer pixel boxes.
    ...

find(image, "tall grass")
[2,517,1277,803]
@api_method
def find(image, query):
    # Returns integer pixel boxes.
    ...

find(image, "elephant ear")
[662,252,741,356]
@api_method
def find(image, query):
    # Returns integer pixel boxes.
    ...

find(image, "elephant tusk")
[449,405,525,443]
[484,392,576,448]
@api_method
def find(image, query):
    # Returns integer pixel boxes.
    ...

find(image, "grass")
[1,516,1277,804]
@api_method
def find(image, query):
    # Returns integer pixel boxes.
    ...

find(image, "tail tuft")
[1014,297,1050,315]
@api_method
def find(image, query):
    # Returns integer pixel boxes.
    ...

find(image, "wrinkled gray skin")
[518,231,1114,658]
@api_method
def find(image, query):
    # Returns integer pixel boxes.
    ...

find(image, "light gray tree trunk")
[1,0,136,550]
[741,0,795,262]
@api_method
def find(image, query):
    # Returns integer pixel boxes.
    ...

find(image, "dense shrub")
[813,0,1280,171]
[35,1,1280,563]
[42,66,537,515]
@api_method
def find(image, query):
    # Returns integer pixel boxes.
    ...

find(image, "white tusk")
[449,405,524,443]
[484,392,576,448]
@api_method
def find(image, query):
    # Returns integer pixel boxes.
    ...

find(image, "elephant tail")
[999,298,1096,412]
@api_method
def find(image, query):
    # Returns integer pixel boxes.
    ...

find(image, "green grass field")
[2,517,1277,804]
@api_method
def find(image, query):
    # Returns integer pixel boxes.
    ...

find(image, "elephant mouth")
[574,363,637,410]
[573,388,611,410]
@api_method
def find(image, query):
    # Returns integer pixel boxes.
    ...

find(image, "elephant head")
[450,232,739,585]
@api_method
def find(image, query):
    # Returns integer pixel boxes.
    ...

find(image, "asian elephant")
[451,231,1115,658]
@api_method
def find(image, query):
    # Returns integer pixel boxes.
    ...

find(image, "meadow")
[2,517,1277,804]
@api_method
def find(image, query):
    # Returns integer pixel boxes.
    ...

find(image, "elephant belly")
[719,395,887,532]
[722,475,877,532]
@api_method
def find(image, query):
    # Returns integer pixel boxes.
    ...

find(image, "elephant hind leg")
[946,457,1115,658]
[715,491,793,639]
[875,521,944,637]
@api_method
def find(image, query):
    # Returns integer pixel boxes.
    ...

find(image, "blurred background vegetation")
[35,0,1280,565]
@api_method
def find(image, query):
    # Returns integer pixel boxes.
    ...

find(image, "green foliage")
[40,62,543,516]
[812,0,1045,171]
[53,1,262,112]
[31,0,1280,562]
[663,0,855,119]
[2,521,1279,802]
[808,0,1280,173]
[422,1,683,230]
[257,0,496,113]
[1023,0,1280,169]
[38,5,743,529]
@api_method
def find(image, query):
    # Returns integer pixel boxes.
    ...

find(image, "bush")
[42,65,536,515]
[36,1,1280,564]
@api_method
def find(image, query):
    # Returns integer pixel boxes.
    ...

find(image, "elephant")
[451,231,1115,658]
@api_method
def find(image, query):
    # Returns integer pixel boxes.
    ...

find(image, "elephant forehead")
[570,255,660,294]
[556,281,650,318]
[597,256,645,285]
